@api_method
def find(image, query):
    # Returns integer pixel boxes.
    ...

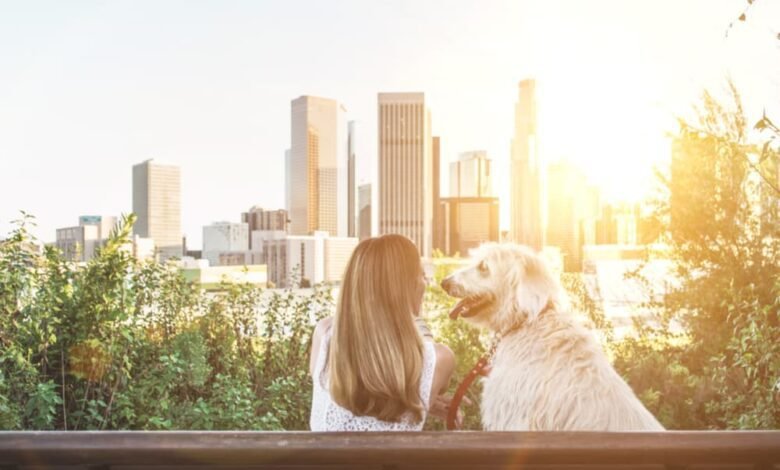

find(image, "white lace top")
[310,329,437,431]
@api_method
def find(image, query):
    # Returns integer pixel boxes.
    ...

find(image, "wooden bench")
[1,431,779,469]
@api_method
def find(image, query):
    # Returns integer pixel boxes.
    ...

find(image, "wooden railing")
[1,431,779,469]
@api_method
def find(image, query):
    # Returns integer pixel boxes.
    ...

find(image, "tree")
[630,84,780,428]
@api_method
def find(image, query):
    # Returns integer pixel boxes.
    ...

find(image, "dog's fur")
[442,243,664,431]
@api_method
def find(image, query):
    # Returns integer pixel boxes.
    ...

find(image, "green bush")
[0,213,331,430]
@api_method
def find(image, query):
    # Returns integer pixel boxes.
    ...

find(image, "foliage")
[614,85,780,429]
[423,256,487,430]
[0,214,331,430]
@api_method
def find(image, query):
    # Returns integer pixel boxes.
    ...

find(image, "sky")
[1,0,778,247]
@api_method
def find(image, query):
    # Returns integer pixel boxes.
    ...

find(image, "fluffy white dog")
[441,243,664,431]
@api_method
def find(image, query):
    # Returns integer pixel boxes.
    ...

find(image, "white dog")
[441,243,664,431]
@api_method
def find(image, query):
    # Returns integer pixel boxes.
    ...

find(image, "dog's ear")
[514,250,557,322]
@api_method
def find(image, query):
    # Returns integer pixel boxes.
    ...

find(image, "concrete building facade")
[450,151,493,198]
[56,215,118,262]
[262,231,358,288]
[378,92,433,257]
[358,183,372,240]
[132,159,182,260]
[56,225,99,262]
[202,222,250,266]
[289,96,348,237]
[439,197,500,257]
[347,121,358,238]
[242,206,288,249]
[432,136,445,254]
[78,215,118,242]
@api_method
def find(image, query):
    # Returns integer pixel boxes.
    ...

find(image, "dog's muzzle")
[441,276,496,319]
[440,277,460,296]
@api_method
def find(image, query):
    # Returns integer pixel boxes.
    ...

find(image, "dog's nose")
[441,277,454,294]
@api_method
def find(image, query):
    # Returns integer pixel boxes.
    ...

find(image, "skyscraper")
[510,79,544,250]
[347,121,358,237]
[132,159,182,260]
[358,183,372,240]
[378,92,433,257]
[289,96,348,237]
[432,136,444,253]
[450,150,492,198]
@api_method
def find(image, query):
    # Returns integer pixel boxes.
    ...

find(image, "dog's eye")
[477,260,489,275]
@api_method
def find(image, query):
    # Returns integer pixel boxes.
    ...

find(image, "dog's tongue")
[449,296,492,319]
[449,298,473,319]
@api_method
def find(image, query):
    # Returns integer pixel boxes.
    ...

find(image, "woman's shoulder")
[314,317,334,337]
[309,317,334,378]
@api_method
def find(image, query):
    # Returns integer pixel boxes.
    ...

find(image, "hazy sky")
[1,0,778,247]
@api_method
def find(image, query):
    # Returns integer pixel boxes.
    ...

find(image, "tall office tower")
[358,183,372,240]
[432,136,445,253]
[450,150,493,197]
[378,92,433,257]
[546,162,589,272]
[289,96,348,237]
[510,79,544,250]
[347,121,358,237]
[132,159,182,260]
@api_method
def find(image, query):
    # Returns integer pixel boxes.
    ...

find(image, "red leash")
[444,303,551,430]
[446,353,491,430]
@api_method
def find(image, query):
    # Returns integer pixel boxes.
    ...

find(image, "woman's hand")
[429,394,472,429]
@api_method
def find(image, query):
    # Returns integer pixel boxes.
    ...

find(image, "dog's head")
[441,243,560,332]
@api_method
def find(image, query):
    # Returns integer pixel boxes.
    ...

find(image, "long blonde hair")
[328,234,426,422]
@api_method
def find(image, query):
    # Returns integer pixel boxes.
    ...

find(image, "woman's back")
[310,327,437,431]
[308,235,455,431]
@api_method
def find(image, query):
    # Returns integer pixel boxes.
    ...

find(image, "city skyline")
[2,0,779,247]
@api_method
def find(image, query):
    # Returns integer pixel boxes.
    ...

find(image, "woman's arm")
[428,343,468,427]
[429,343,455,403]
[309,317,333,377]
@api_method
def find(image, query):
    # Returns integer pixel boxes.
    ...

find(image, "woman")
[309,234,456,431]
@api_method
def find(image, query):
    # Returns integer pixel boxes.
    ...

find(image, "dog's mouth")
[449,293,496,319]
